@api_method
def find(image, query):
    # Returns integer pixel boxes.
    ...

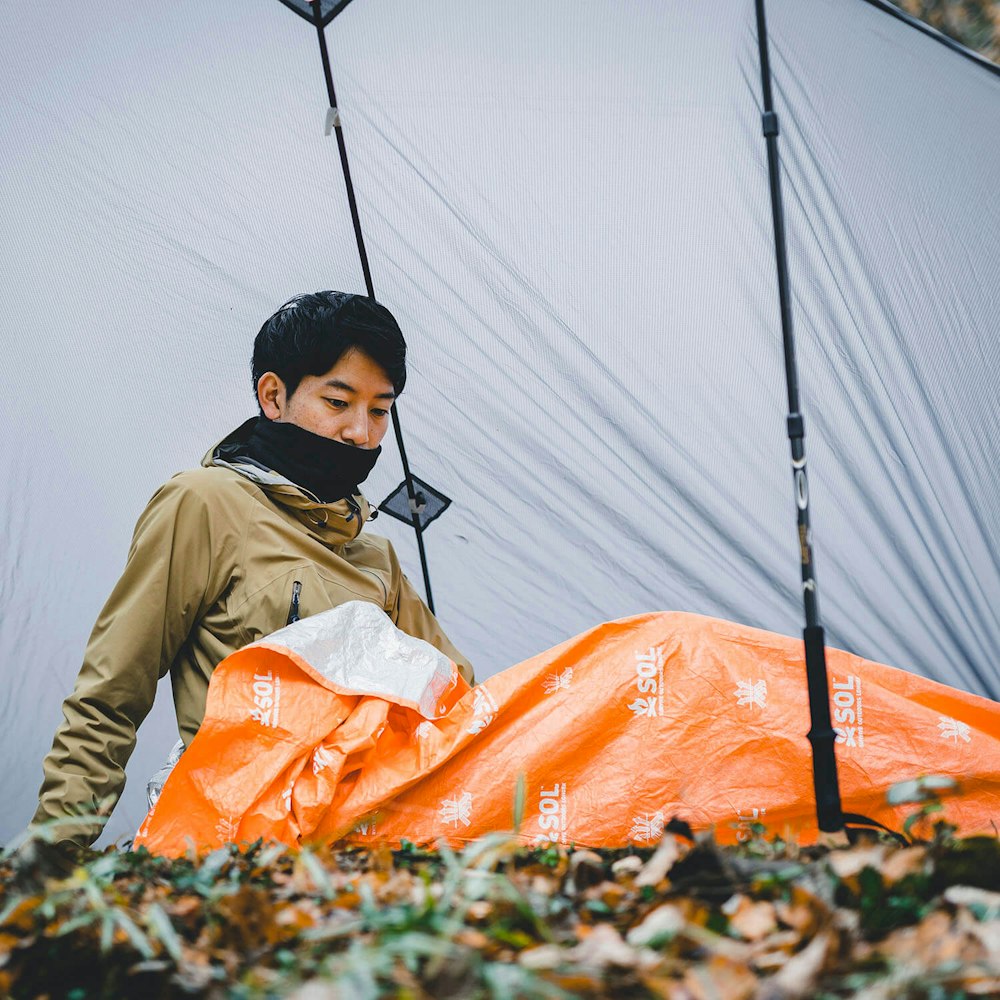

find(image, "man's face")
[257,348,396,449]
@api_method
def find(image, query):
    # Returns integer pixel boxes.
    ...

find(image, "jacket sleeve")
[386,545,475,686]
[31,476,223,847]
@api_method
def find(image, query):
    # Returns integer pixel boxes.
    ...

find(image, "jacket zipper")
[286,580,302,625]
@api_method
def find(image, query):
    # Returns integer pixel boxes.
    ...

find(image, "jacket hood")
[203,418,373,545]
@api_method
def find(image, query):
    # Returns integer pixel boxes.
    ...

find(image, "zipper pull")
[286,580,302,625]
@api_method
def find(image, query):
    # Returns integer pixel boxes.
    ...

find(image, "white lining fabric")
[256,602,455,719]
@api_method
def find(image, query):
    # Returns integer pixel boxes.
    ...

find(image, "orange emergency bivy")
[133,602,1000,855]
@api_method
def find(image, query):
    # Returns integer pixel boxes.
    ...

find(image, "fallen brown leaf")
[724,896,778,941]
[611,855,644,878]
[826,845,887,884]
[757,929,832,1000]
[569,923,639,968]
[944,885,1000,917]
[881,845,926,884]
[518,943,564,970]
[750,930,806,973]
[683,954,757,1000]
[636,834,684,888]
[627,904,686,948]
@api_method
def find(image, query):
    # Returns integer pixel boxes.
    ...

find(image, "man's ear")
[256,372,287,420]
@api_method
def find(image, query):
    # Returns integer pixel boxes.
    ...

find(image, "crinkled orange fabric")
[133,612,1000,856]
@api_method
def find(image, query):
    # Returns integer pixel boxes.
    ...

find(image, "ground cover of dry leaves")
[1,815,998,999]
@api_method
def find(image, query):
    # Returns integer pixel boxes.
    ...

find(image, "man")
[31,291,473,850]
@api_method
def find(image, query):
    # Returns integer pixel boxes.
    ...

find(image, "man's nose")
[340,410,369,447]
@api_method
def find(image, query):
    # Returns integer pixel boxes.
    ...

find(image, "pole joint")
[762,110,780,137]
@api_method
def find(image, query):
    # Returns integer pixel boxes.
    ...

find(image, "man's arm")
[386,546,475,685]
[31,476,225,847]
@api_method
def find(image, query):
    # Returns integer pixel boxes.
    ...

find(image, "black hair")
[252,291,407,405]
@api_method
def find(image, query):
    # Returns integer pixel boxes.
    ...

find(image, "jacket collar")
[203,418,372,545]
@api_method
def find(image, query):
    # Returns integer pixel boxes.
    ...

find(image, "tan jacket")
[33,422,473,846]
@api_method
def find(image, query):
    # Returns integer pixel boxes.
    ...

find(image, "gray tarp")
[1,0,998,846]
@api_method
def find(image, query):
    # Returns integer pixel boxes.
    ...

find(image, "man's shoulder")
[163,464,257,497]
[146,465,259,520]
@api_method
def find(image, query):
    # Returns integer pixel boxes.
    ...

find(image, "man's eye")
[325,398,348,409]
[371,408,389,418]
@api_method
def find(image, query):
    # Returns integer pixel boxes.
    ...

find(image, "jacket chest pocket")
[234,565,388,646]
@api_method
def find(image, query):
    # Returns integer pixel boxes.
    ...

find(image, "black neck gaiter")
[228,417,381,503]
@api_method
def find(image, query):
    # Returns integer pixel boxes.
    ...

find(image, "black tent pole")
[753,0,844,832]
[310,2,437,614]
